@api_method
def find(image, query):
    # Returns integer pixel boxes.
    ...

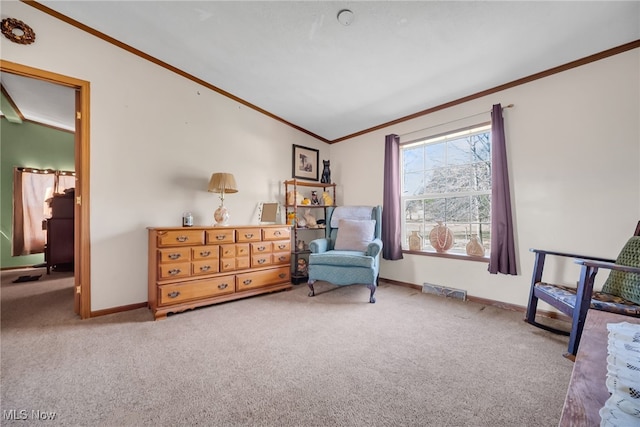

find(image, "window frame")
[400,123,491,260]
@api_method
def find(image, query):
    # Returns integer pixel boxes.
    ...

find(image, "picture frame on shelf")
[292,144,319,181]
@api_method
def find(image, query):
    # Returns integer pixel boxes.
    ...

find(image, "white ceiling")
[3,1,639,141]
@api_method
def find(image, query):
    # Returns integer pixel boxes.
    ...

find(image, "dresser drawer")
[272,240,291,253]
[158,276,235,305]
[262,227,290,241]
[251,242,272,254]
[157,230,204,247]
[251,254,272,267]
[273,252,291,264]
[236,228,262,242]
[220,257,250,272]
[206,229,235,244]
[192,260,219,276]
[192,245,219,260]
[236,266,290,291]
[158,262,191,280]
[221,243,250,258]
[158,247,191,263]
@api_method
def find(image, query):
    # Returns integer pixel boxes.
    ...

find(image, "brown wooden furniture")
[526,220,640,357]
[148,225,292,320]
[44,190,75,274]
[559,309,640,426]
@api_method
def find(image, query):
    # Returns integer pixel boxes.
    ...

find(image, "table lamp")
[208,173,238,226]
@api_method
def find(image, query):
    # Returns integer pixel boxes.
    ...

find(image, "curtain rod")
[399,103,514,139]
[16,167,75,175]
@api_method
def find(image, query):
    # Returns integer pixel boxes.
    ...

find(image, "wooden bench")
[559,309,640,426]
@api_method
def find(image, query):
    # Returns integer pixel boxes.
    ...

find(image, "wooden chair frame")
[525,221,640,358]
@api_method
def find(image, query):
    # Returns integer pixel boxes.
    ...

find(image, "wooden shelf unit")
[283,179,337,284]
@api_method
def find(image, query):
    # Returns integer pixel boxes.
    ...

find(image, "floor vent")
[422,283,467,301]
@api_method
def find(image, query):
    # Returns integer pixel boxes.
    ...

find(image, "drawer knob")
[200,265,211,272]
[278,244,286,250]
[200,251,211,257]
[168,291,180,298]
[278,273,286,279]
[168,253,182,260]
[245,233,254,239]
[257,259,266,264]
[257,246,266,252]
[279,256,286,261]
[274,231,282,236]
[243,279,252,285]
[176,236,188,242]
[168,268,182,276]
[218,283,228,290]
[216,235,225,241]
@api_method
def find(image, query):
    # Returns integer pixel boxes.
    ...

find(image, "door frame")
[1,60,91,319]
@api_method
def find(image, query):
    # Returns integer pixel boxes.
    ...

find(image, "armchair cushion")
[309,251,374,268]
[602,237,640,305]
[334,219,376,252]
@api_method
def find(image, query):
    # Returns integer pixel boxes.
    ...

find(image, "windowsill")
[402,249,489,263]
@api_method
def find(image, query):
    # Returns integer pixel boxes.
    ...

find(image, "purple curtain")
[488,104,517,275]
[382,134,403,260]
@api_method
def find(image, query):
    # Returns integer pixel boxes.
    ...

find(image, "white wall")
[1,2,328,310]
[332,49,640,308]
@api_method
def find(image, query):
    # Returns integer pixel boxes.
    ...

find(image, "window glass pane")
[446,196,471,222]
[424,198,445,222]
[425,168,446,193]
[447,138,471,166]
[472,194,491,222]
[445,165,473,192]
[405,199,424,222]
[425,143,445,169]
[470,133,491,162]
[471,162,491,191]
[403,171,424,196]
[403,145,424,172]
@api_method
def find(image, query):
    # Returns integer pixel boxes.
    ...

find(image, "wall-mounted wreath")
[1,18,36,45]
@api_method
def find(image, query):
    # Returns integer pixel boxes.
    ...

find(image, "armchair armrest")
[530,248,614,263]
[367,239,383,258]
[309,238,330,254]
[575,259,640,274]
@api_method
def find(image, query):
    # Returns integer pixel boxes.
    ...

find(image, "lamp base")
[214,205,230,227]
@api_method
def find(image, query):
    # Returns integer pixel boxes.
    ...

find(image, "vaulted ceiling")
[2,1,639,141]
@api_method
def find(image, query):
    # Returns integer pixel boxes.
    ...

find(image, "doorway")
[1,60,91,319]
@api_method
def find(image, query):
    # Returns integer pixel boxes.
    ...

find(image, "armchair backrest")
[325,206,382,248]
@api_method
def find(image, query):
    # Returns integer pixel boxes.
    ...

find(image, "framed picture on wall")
[292,144,319,181]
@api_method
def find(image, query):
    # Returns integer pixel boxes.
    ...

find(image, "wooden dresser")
[148,225,292,320]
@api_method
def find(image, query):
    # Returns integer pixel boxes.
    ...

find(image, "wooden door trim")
[1,59,91,319]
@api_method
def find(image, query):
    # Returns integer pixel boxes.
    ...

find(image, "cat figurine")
[320,160,331,183]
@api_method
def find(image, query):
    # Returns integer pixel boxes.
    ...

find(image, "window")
[401,124,491,255]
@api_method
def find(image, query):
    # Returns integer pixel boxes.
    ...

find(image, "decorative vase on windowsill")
[466,235,485,257]
[408,231,422,251]
[429,222,454,253]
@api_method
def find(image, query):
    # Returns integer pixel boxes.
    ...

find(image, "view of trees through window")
[401,124,491,254]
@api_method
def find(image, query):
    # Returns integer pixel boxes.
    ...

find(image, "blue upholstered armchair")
[307,205,383,303]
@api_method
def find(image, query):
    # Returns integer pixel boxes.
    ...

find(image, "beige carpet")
[1,268,573,426]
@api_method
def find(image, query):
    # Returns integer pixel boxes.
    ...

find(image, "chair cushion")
[309,250,374,268]
[334,219,375,252]
[536,283,640,316]
[602,236,640,305]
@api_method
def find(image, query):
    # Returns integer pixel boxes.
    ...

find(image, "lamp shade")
[208,173,238,194]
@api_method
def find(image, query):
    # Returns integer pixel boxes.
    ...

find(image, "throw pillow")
[602,236,640,305]
[334,219,375,252]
